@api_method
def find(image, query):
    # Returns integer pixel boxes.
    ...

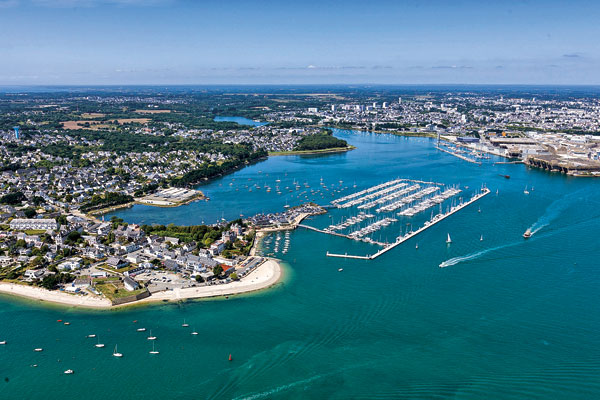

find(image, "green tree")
[23,207,37,218]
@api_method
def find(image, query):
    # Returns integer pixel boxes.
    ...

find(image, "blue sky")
[0,0,599,85]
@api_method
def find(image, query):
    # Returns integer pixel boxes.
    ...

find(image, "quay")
[298,224,387,246]
[435,146,481,165]
[326,252,370,260]
[326,187,491,260]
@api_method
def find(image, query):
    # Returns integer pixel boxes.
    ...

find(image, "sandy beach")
[136,258,282,304]
[0,258,282,309]
[0,282,112,308]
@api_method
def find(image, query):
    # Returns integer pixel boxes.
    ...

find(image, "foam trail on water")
[440,205,600,269]
[528,189,585,236]
[439,241,518,268]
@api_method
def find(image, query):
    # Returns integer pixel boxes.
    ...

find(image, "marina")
[2,126,597,400]
[325,186,491,260]
[435,144,482,165]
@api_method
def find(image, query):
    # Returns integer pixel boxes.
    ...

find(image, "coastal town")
[309,93,600,175]
[2,88,600,307]
[0,199,324,307]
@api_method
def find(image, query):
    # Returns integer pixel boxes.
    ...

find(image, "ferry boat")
[523,229,532,239]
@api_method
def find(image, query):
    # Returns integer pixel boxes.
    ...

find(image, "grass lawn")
[24,230,47,235]
[95,281,146,300]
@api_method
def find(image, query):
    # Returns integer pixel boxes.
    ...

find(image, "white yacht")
[149,342,159,355]
[113,345,123,358]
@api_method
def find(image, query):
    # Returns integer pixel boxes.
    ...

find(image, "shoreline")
[0,258,283,310]
[268,146,355,156]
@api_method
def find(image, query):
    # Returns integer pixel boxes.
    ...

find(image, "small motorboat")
[338,268,343,272]
[446,233,452,244]
[87,334,96,338]
[64,369,74,375]
[0,340,6,345]
[228,354,232,362]
[523,229,532,239]
[34,348,43,352]
[136,328,146,332]
[64,322,70,326]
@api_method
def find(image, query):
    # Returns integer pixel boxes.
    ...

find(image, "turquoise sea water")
[2,130,600,399]
[214,116,268,127]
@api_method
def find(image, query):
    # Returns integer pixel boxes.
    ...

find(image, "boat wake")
[440,211,600,268]
[439,241,520,268]
[527,190,585,236]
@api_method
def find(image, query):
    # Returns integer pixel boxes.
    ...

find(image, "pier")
[435,146,481,165]
[325,187,490,260]
[331,178,446,209]
[298,224,387,246]
[325,252,370,260]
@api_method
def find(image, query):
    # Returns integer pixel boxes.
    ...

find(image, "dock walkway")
[298,224,387,246]
[326,187,490,260]
[435,146,481,165]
